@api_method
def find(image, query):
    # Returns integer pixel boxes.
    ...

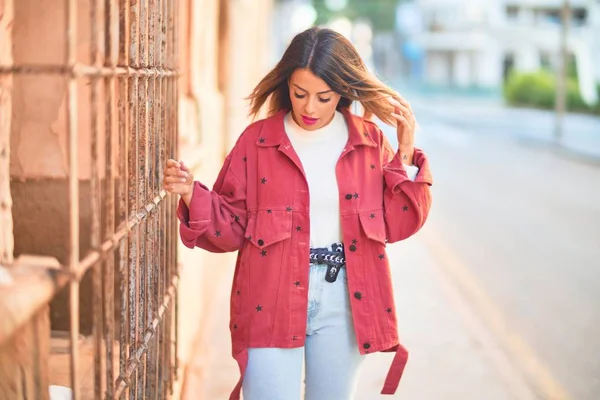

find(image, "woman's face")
[288,68,341,131]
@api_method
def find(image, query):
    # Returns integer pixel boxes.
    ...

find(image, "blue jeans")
[242,265,365,400]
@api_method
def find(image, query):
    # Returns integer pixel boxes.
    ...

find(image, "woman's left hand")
[388,95,416,164]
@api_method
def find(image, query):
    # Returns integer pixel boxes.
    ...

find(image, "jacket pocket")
[245,209,293,248]
[358,209,387,245]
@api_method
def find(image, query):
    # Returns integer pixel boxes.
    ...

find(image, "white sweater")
[284,111,418,248]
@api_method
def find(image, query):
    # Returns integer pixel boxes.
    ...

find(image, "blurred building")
[271,0,318,62]
[400,0,600,97]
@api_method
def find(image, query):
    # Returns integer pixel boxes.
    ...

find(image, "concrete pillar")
[486,1,506,26]
[0,0,13,266]
[476,44,503,88]
[176,0,226,374]
[426,51,451,86]
[178,0,224,178]
[452,51,472,87]
[175,1,274,395]
[225,0,274,150]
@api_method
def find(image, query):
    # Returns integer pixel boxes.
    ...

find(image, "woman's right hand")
[163,159,194,204]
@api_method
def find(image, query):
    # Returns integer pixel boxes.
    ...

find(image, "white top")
[284,110,418,248]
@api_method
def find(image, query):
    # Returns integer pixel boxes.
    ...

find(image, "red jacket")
[177,108,433,399]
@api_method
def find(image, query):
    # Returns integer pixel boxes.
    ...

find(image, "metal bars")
[0,0,179,398]
[110,0,179,398]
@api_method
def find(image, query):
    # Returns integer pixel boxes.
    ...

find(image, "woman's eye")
[294,93,306,99]
[319,98,331,103]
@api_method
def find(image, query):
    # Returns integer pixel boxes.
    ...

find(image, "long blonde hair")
[247,26,398,125]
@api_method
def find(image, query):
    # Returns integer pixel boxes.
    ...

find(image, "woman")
[164,27,432,400]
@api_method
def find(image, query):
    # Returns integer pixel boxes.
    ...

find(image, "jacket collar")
[256,108,377,148]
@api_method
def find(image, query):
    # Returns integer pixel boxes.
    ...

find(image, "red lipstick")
[301,115,318,125]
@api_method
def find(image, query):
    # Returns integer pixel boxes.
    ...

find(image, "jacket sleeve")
[380,131,433,243]
[176,140,248,253]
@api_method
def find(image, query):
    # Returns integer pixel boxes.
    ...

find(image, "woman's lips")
[301,115,318,125]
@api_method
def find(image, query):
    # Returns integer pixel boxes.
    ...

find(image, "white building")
[401,0,600,103]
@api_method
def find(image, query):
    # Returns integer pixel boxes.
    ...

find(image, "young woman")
[164,26,432,400]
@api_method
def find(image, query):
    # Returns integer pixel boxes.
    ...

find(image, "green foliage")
[504,70,555,108]
[504,70,600,115]
[312,0,401,32]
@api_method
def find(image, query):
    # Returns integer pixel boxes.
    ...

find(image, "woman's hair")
[247,26,397,125]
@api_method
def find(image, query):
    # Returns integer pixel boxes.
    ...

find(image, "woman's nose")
[304,97,317,115]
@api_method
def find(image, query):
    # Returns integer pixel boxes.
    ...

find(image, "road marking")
[421,229,572,400]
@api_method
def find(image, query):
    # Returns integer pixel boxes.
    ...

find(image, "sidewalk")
[401,88,600,163]
[180,224,539,400]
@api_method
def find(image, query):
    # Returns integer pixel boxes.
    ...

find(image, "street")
[377,93,600,400]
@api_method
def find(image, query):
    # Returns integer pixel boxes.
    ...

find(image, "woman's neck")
[285,110,345,143]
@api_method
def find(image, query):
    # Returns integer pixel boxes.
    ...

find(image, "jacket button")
[349,244,357,252]
[354,292,362,300]
[363,343,371,350]
[345,194,352,200]
[257,239,264,246]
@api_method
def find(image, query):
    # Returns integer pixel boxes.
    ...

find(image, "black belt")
[309,242,346,283]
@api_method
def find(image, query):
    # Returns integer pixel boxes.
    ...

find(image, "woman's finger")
[391,109,414,125]
[390,97,411,114]
[387,97,402,110]
[388,97,413,121]
[164,176,188,184]
[397,105,413,123]
[396,107,416,124]
[391,112,410,127]
[163,183,187,194]
[392,93,412,110]
[166,159,180,168]
[165,166,188,177]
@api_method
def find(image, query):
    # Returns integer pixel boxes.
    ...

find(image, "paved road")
[377,94,600,400]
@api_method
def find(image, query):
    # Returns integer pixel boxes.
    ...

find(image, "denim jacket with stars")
[177,107,433,399]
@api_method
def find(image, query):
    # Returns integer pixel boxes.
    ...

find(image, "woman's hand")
[388,95,416,165]
[163,159,194,206]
